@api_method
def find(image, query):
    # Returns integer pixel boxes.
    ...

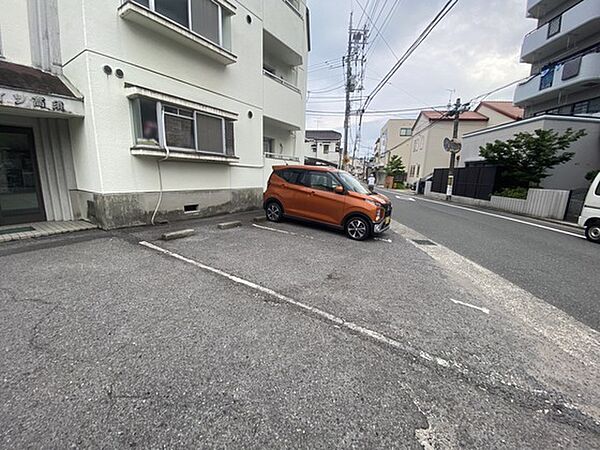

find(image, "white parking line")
[395,195,416,202]
[252,223,315,240]
[139,240,460,371]
[374,237,392,243]
[252,223,293,235]
[380,189,584,240]
[450,298,490,315]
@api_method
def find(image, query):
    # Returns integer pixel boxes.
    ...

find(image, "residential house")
[474,101,524,126]
[304,129,341,167]
[377,119,415,175]
[406,111,489,185]
[460,0,600,191]
[0,0,310,229]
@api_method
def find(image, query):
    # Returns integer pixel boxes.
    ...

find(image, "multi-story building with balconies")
[458,0,600,193]
[515,0,600,117]
[0,0,309,229]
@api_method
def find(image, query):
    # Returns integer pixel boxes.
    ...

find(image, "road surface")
[380,188,600,332]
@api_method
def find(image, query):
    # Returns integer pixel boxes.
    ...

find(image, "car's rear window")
[276,169,303,185]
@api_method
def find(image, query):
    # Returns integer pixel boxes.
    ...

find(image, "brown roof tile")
[0,61,77,98]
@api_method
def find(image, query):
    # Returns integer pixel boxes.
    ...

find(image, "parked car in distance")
[263,165,392,241]
[579,172,600,243]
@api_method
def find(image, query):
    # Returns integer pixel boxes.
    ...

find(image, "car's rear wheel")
[265,201,283,222]
[585,223,600,243]
[345,216,370,241]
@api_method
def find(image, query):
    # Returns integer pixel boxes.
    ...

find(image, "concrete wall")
[0,0,33,66]
[425,188,570,220]
[461,115,600,190]
[476,104,518,128]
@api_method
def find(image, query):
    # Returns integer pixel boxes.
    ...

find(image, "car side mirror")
[334,185,345,194]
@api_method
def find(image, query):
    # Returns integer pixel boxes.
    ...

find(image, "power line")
[362,0,459,112]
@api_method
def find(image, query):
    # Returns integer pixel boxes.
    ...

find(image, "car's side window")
[308,172,341,192]
[276,169,303,185]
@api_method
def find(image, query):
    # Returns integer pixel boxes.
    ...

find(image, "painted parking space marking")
[395,195,416,202]
[374,237,392,243]
[139,240,459,372]
[450,298,490,315]
[380,189,585,240]
[252,223,315,240]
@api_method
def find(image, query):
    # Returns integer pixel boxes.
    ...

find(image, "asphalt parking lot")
[1,212,599,448]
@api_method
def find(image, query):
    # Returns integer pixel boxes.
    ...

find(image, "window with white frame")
[132,98,235,155]
[130,0,229,48]
[323,144,330,154]
[400,128,412,136]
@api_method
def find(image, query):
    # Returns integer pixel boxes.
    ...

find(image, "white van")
[579,173,600,243]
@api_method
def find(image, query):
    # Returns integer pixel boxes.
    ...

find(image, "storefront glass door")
[0,126,46,226]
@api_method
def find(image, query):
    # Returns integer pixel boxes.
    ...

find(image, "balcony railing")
[264,152,300,162]
[263,69,301,94]
[527,0,566,18]
[521,0,600,63]
[514,50,600,106]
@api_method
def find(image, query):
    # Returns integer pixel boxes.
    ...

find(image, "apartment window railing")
[263,69,301,94]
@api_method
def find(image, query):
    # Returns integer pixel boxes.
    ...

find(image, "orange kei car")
[263,165,392,240]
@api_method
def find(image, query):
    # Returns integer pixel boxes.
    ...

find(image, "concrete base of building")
[70,187,263,230]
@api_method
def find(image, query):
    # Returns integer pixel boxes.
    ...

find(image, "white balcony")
[263,70,303,130]
[263,0,305,66]
[527,0,565,18]
[514,51,600,106]
[522,0,600,63]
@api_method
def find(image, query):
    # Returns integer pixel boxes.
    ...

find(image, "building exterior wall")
[379,119,414,167]
[60,0,307,228]
[407,117,488,184]
[305,139,340,165]
[475,104,519,128]
[460,115,600,190]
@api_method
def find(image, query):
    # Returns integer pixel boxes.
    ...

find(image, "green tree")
[385,155,406,178]
[585,169,600,182]
[479,128,586,188]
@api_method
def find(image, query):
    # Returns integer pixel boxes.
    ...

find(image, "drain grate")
[0,226,35,236]
[412,239,437,246]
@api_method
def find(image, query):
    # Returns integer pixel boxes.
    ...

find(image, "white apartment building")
[0,0,309,229]
[459,0,600,191]
[515,0,600,117]
[304,130,341,167]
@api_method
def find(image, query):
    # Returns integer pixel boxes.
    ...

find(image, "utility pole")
[340,15,368,170]
[445,97,468,200]
[340,12,353,170]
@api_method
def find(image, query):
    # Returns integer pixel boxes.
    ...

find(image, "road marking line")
[381,189,584,240]
[139,240,457,371]
[252,223,315,240]
[450,298,490,315]
[252,223,293,235]
[395,195,416,202]
[374,237,392,243]
[390,220,600,367]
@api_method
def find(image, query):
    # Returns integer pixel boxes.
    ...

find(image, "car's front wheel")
[585,223,600,243]
[265,201,283,222]
[345,216,370,241]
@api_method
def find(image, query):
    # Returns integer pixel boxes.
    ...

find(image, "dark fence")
[431,166,500,200]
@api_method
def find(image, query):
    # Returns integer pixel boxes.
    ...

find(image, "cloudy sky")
[305,0,536,157]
